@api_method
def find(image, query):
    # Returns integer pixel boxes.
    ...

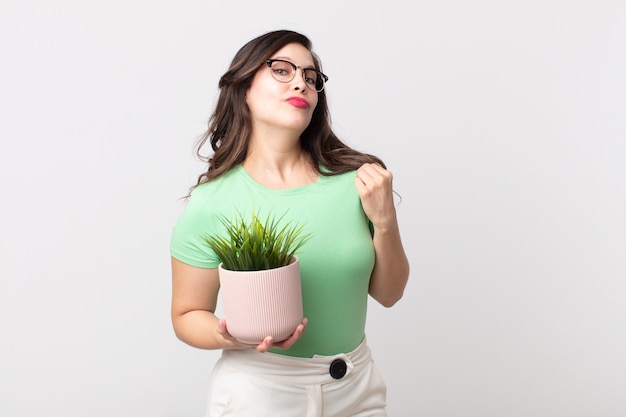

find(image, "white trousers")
[205,337,387,417]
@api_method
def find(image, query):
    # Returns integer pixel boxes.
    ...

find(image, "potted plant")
[203,209,312,344]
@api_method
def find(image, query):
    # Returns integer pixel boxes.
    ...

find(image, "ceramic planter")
[218,256,303,344]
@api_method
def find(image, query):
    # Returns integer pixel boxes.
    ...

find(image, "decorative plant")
[203,209,312,271]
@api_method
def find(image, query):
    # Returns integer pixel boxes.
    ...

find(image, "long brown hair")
[189,29,385,195]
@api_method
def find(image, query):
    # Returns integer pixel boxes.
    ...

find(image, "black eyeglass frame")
[265,59,329,92]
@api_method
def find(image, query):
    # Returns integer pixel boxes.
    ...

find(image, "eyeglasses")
[265,59,329,92]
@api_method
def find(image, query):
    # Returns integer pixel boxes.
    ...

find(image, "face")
[245,43,319,135]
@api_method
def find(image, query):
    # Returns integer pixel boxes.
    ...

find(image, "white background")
[1,1,625,416]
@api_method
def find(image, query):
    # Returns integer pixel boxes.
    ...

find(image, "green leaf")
[202,208,313,271]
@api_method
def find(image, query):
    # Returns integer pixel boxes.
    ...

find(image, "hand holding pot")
[217,317,308,353]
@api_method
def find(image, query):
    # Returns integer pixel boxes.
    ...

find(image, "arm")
[171,257,306,352]
[354,163,410,307]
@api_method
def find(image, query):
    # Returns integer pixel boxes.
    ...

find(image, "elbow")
[171,317,184,342]
[171,312,190,343]
[380,299,399,308]
[369,263,410,308]
[373,289,405,308]
[369,271,409,308]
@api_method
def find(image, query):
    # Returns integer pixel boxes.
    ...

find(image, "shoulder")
[188,166,245,200]
[317,167,357,186]
[314,169,359,200]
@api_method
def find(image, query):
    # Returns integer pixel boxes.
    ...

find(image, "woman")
[170,29,409,416]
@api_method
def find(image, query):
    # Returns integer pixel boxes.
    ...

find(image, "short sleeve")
[169,192,221,268]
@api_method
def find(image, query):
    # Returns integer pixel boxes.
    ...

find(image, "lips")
[286,97,309,109]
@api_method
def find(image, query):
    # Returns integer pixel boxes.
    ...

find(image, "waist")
[221,336,372,385]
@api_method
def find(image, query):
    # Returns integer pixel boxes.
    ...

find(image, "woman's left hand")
[354,163,396,229]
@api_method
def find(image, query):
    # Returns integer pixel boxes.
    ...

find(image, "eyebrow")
[272,56,316,70]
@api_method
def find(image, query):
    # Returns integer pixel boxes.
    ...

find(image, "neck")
[242,148,317,190]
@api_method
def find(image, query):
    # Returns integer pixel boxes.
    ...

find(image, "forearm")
[368,222,410,307]
[172,310,241,350]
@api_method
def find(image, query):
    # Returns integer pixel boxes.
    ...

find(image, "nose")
[291,68,308,91]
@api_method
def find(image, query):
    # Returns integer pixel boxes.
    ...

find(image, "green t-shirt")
[170,165,375,358]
